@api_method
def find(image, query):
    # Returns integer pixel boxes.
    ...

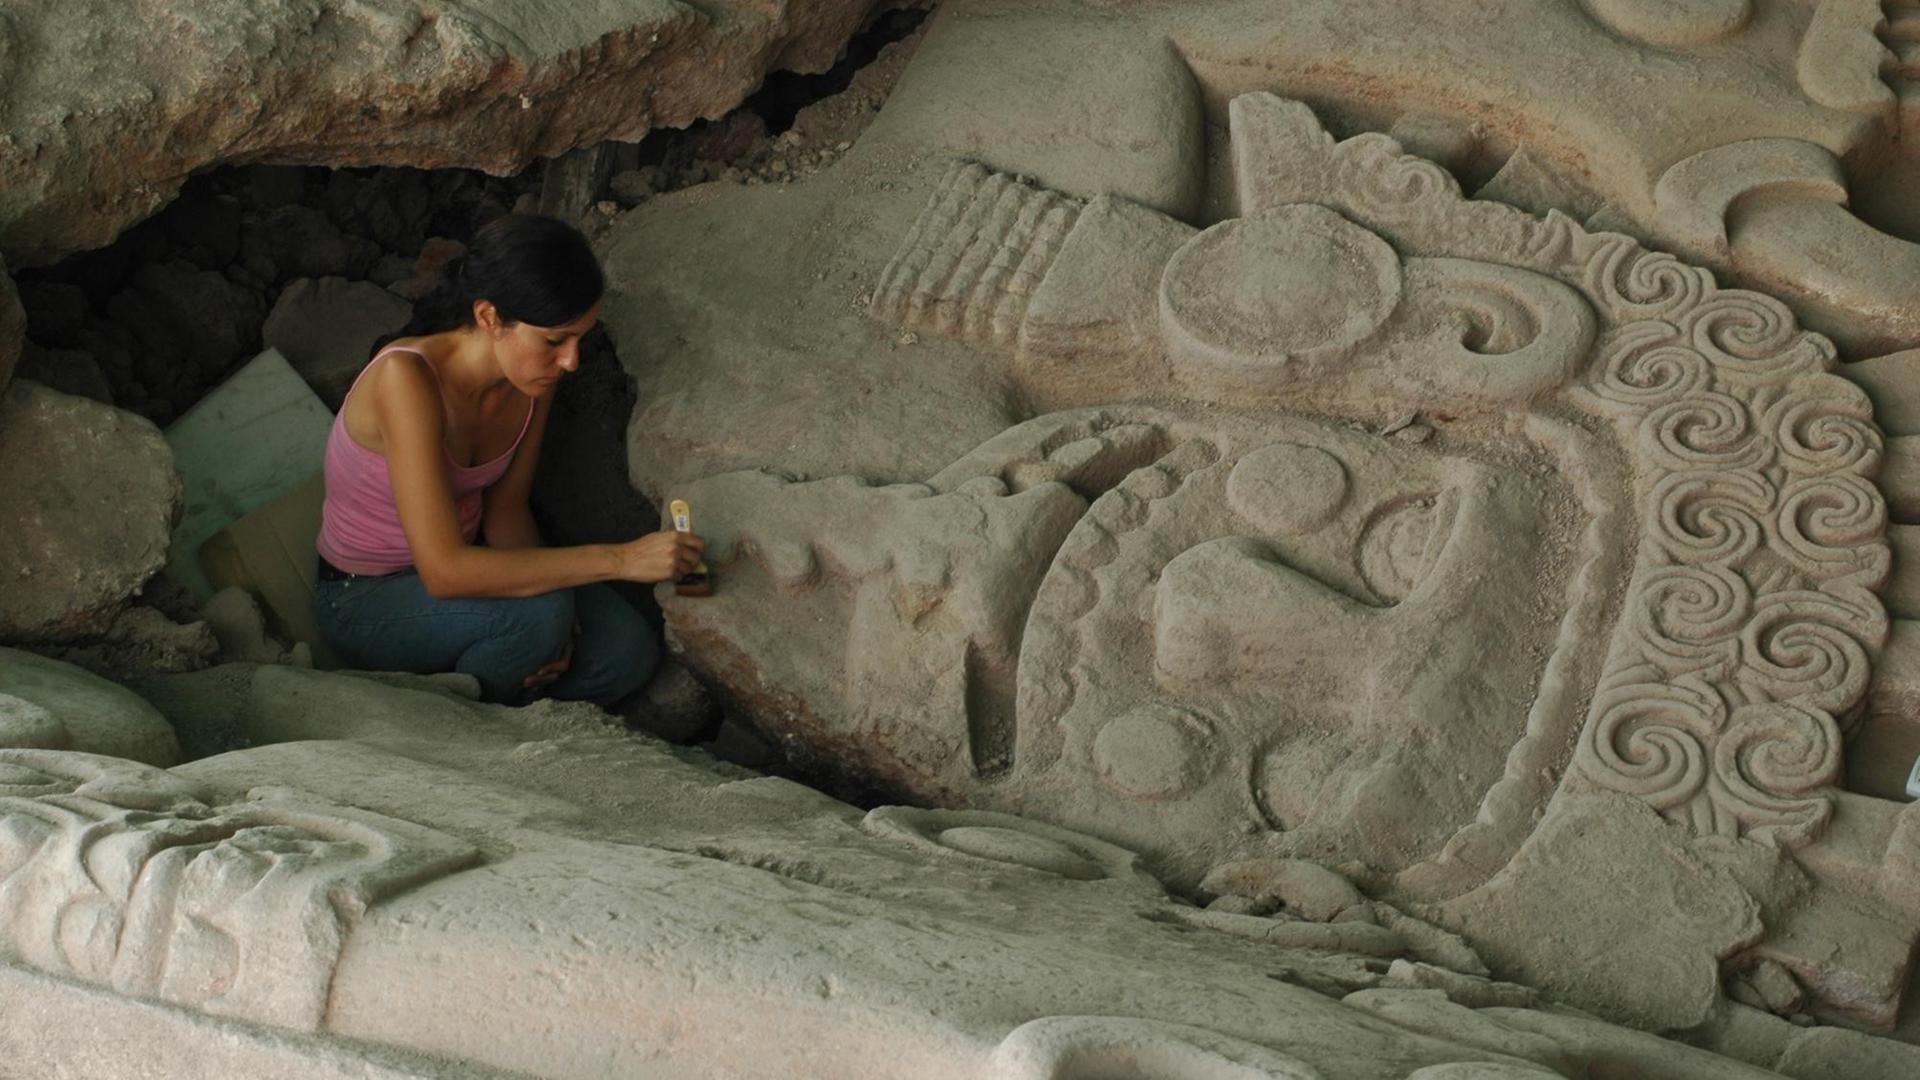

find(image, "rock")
[238,205,357,284]
[199,586,291,665]
[105,260,266,385]
[0,258,20,393]
[31,606,219,681]
[14,342,112,404]
[1380,960,1538,1009]
[391,238,466,302]
[366,252,415,290]
[0,645,180,766]
[705,715,781,770]
[536,144,620,226]
[320,169,432,255]
[631,657,719,743]
[686,111,771,165]
[262,277,413,409]
[0,0,908,268]
[1201,857,1366,922]
[610,166,667,205]
[0,381,179,643]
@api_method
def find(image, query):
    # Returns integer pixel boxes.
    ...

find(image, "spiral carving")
[1578,675,1722,811]
[1641,392,1772,472]
[1711,704,1840,844]
[1634,565,1751,678]
[1590,322,1714,409]
[1648,470,1771,566]
[1764,390,1882,478]
[1682,291,1830,383]
[1773,474,1888,582]
[1583,240,1713,323]
[1350,136,1462,219]
[1229,106,1892,869]
[1737,591,1875,714]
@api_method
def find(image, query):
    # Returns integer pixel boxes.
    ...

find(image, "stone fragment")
[1442,795,1763,1031]
[0,381,179,643]
[262,277,413,409]
[1381,960,1537,1009]
[610,166,667,205]
[0,646,179,765]
[1201,857,1366,923]
[200,587,292,666]
[163,350,333,599]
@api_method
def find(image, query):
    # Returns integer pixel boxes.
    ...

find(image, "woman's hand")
[619,530,706,584]
[523,621,578,692]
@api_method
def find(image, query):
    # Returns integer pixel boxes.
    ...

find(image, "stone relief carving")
[663,91,1909,1027]
[0,748,477,1030]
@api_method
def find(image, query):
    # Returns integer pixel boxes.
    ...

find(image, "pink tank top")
[316,346,535,576]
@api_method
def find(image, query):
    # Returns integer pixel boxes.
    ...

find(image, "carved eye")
[1357,494,1451,604]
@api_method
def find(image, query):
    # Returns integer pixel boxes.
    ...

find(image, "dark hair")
[392,213,605,341]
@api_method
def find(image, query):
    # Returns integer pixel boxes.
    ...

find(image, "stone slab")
[164,349,333,599]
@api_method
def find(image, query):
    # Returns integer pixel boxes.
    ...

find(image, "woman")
[312,213,703,706]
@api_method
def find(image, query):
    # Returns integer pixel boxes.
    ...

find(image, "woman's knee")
[561,588,660,705]
[496,590,576,656]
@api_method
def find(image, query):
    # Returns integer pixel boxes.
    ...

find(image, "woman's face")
[480,301,601,397]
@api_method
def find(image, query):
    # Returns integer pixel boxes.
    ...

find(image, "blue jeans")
[313,572,659,707]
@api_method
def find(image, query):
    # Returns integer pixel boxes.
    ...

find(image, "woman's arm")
[480,394,552,551]
[375,356,699,598]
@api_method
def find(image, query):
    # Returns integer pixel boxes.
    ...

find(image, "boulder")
[13,342,112,404]
[0,646,181,766]
[237,205,362,286]
[104,261,266,387]
[0,0,920,268]
[0,380,179,643]
[263,277,413,409]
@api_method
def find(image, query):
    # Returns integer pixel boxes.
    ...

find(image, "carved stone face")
[673,394,1590,883]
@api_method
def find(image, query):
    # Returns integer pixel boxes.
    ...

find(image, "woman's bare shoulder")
[344,344,444,451]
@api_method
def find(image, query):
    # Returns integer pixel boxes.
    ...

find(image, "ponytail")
[372,214,604,355]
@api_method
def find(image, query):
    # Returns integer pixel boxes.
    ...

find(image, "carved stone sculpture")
[0,667,1870,1077]
[652,92,1920,1032]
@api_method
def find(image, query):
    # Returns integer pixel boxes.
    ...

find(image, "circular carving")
[1587,0,1751,48]
[1160,204,1402,367]
[1359,497,1442,604]
[1589,321,1713,409]
[934,826,1104,880]
[1579,678,1723,810]
[1091,705,1213,800]
[1635,565,1751,678]
[1225,443,1349,534]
